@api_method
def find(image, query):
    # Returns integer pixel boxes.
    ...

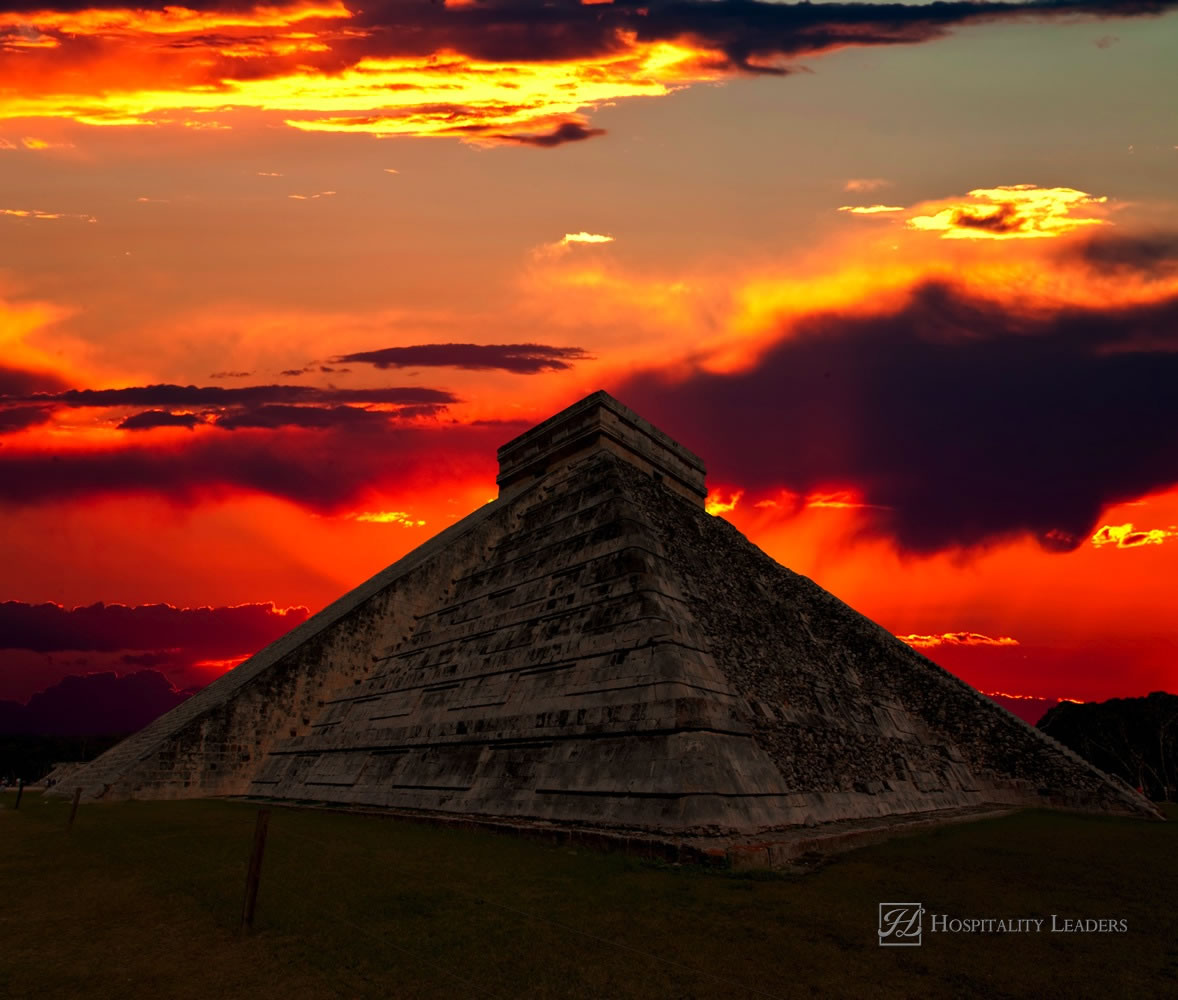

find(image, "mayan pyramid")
[60,390,1157,848]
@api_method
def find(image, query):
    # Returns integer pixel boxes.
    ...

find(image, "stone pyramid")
[61,391,1157,847]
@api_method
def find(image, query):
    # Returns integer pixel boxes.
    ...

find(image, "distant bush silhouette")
[0,733,127,784]
[0,670,195,782]
[1039,692,1178,802]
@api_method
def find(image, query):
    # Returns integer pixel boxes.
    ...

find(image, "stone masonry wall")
[59,495,510,800]
[621,459,1156,822]
[252,452,793,833]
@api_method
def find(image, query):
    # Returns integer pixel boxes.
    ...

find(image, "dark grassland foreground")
[1,794,1174,1000]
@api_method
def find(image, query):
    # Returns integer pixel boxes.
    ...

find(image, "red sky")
[2,0,1177,728]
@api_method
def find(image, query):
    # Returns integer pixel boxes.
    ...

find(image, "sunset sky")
[2,0,1177,729]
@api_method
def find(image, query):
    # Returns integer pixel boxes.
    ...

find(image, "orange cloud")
[749,489,881,512]
[0,295,92,391]
[897,632,1020,649]
[1091,523,1178,549]
[805,490,880,510]
[19,136,74,150]
[182,119,231,131]
[906,185,1110,240]
[4,3,1172,148]
[519,179,1178,396]
[843,178,889,192]
[0,3,350,37]
[277,44,716,142]
[0,15,722,144]
[702,192,1178,377]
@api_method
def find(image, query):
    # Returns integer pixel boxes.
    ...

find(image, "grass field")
[1,792,1175,1000]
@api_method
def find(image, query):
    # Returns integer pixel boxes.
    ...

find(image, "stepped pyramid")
[61,391,1157,850]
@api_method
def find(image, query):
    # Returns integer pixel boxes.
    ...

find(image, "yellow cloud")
[896,632,1020,649]
[838,204,905,215]
[0,3,350,37]
[982,689,1083,704]
[705,489,743,516]
[804,490,881,510]
[906,185,1110,240]
[0,7,725,146]
[20,136,74,150]
[1091,523,1178,549]
[561,232,614,245]
[1,206,96,222]
[346,511,426,527]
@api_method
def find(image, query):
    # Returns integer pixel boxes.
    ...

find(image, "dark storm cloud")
[0,600,308,654]
[13,382,456,410]
[617,281,1178,555]
[1,380,455,434]
[0,421,506,510]
[6,0,1174,75]
[118,409,205,430]
[0,670,191,736]
[334,342,592,373]
[1068,232,1178,276]
[0,405,53,433]
[120,651,184,669]
[397,403,454,419]
[488,122,607,147]
[0,363,68,396]
[214,403,397,430]
[327,1,1178,71]
[6,0,1175,154]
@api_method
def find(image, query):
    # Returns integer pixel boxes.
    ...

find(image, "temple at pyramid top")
[496,390,707,505]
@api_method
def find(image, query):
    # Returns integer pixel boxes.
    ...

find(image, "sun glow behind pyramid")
[0,0,1176,763]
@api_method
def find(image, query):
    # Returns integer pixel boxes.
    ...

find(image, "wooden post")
[13,779,22,810]
[240,807,271,933]
[67,786,82,832]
